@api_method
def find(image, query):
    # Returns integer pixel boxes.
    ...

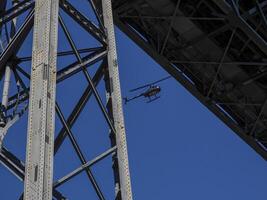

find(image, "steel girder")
[0,0,34,26]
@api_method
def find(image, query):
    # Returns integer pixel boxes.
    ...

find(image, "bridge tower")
[0,0,132,199]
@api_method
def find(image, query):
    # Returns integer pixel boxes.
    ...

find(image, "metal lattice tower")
[0,0,132,199]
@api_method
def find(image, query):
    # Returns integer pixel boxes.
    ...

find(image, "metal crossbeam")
[54,61,105,153]
[0,0,34,26]
[249,99,267,137]
[54,146,117,188]
[85,0,105,31]
[160,0,181,55]
[0,147,24,181]
[207,30,236,97]
[55,102,105,200]
[19,47,104,62]
[59,13,116,134]
[56,48,107,82]
[59,0,106,45]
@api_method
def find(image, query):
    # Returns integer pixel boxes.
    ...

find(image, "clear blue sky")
[1,1,267,199]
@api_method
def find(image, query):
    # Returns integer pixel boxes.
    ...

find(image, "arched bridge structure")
[111,0,267,160]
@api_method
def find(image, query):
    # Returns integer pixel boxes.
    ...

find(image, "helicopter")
[124,76,172,104]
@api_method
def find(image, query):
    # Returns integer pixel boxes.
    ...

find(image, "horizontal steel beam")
[18,47,103,62]
[54,146,117,188]
[57,49,107,82]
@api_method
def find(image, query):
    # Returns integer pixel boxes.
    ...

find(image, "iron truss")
[0,0,132,199]
[108,0,267,160]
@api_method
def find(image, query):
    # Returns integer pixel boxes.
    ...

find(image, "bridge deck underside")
[109,0,267,159]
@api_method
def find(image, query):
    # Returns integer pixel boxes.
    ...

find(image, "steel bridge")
[0,0,267,199]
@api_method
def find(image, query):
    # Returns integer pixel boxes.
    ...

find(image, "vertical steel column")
[2,64,11,109]
[0,63,10,147]
[102,1,133,199]
[24,0,59,199]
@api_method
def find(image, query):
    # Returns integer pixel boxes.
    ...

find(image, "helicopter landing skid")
[146,96,160,103]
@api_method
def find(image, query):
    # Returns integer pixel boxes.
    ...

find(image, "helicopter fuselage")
[143,86,161,98]
[124,75,171,104]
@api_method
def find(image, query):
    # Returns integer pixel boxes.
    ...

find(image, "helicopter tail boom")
[123,94,143,104]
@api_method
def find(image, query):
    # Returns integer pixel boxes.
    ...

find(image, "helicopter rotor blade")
[150,76,172,85]
[129,84,151,93]
[129,76,172,92]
